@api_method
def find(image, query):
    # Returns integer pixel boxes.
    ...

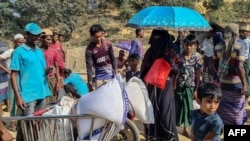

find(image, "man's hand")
[88,83,94,92]
[16,95,26,110]
[241,84,248,95]
[193,90,198,100]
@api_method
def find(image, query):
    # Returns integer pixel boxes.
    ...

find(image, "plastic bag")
[144,58,171,89]
[116,41,131,51]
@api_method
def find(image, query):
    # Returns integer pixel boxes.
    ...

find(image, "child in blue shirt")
[63,68,89,98]
[191,83,223,141]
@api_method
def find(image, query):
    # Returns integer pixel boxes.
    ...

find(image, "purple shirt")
[129,38,144,58]
[85,39,117,82]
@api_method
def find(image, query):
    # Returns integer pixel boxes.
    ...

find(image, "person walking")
[10,22,51,141]
[215,23,247,125]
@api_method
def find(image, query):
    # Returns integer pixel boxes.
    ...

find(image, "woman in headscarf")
[215,23,248,125]
[140,29,179,141]
[174,34,202,137]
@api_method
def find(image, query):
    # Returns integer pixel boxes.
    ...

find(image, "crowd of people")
[0,21,249,141]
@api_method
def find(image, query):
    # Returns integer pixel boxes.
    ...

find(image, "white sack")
[125,77,155,124]
[77,74,128,140]
[39,96,75,141]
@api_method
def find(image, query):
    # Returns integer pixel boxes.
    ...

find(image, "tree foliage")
[233,0,250,22]
[0,0,87,39]
[203,0,224,10]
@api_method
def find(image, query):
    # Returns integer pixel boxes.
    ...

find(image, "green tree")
[0,0,87,39]
[203,0,224,10]
[233,0,250,22]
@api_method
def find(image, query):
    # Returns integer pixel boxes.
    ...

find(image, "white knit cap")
[14,34,24,40]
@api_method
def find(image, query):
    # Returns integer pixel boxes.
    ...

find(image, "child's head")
[183,34,197,53]
[197,83,222,115]
[127,54,140,71]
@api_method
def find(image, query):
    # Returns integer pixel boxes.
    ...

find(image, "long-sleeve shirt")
[85,39,117,83]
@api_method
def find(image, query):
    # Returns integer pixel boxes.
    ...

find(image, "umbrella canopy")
[126,6,212,31]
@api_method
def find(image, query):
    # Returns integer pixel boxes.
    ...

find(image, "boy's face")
[128,58,139,70]
[198,97,220,115]
[184,43,195,53]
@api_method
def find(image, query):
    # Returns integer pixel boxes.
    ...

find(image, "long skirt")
[175,84,194,127]
[217,83,247,125]
[145,77,179,141]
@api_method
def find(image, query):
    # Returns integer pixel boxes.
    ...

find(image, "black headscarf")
[140,29,174,79]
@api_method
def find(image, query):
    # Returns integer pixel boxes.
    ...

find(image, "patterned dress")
[175,53,202,127]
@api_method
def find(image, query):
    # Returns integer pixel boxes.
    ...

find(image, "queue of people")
[0,21,249,141]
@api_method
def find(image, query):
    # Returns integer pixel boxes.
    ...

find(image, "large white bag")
[125,77,155,124]
[39,96,75,141]
[77,74,129,140]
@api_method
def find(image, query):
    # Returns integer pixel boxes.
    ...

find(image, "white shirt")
[237,37,250,59]
[0,48,14,68]
[201,37,214,57]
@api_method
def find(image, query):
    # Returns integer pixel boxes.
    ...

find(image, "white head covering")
[14,34,24,40]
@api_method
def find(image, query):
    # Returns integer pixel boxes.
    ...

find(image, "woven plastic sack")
[144,58,171,89]
[125,77,154,124]
[77,74,129,140]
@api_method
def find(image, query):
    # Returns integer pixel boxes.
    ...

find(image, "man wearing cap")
[10,23,51,114]
[40,28,60,103]
[238,22,250,106]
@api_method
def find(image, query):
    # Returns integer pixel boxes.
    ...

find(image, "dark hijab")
[140,29,177,79]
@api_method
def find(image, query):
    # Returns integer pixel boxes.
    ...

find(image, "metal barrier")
[2,115,120,141]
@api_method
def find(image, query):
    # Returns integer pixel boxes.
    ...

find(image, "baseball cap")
[24,23,42,35]
[41,28,53,36]
[14,34,24,40]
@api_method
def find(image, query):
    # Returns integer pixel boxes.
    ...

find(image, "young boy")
[125,53,141,82]
[190,83,223,141]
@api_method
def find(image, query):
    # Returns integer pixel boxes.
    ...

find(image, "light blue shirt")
[10,44,51,103]
[64,73,89,95]
[238,37,250,59]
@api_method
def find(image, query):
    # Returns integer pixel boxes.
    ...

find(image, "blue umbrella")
[126,6,212,31]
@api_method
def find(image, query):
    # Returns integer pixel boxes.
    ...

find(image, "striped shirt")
[214,42,245,84]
